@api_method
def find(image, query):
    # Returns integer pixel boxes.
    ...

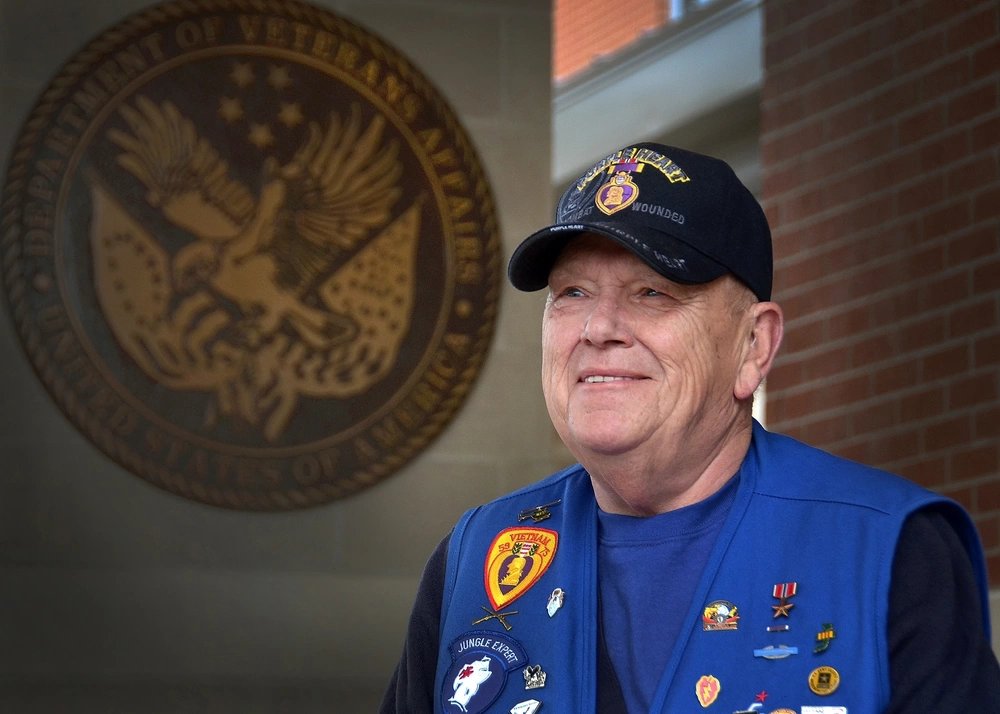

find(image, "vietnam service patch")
[484,527,558,610]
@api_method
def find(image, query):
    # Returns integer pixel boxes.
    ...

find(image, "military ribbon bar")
[772,582,797,599]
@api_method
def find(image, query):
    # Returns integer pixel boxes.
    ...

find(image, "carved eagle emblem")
[92,97,420,441]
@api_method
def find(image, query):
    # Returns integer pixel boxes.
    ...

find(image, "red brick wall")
[554,0,666,82]
[761,0,1000,584]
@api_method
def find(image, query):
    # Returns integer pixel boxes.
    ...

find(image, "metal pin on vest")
[471,605,519,631]
[518,499,562,523]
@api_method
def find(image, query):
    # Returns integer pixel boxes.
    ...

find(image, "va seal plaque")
[0,0,502,509]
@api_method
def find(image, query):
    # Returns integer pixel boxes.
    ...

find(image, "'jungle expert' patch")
[441,630,527,713]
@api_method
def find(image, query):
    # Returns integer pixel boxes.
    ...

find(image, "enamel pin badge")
[596,170,641,215]
[522,664,547,689]
[814,623,836,653]
[484,527,558,610]
[695,674,721,707]
[771,582,797,618]
[733,690,768,712]
[702,600,740,631]
[546,588,565,617]
[808,666,841,696]
[752,644,798,659]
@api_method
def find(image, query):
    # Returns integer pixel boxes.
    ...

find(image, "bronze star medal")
[771,581,797,617]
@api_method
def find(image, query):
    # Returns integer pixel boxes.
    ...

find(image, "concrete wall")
[0,0,555,710]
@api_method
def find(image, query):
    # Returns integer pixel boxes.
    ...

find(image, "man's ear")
[735,301,784,401]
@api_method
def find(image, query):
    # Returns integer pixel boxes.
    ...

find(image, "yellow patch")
[483,527,558,610]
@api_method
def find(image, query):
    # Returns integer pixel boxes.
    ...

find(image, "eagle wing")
[290,199,421,399]
[107,96,256,240]
[270,104,403,289]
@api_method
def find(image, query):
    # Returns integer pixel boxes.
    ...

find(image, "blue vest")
[433,423,989,713]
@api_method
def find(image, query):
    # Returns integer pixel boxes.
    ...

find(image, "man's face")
[541,234,752,468]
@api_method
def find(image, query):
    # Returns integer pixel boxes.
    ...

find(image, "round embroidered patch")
[441,630,528,713]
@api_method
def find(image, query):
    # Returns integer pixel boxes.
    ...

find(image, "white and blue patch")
[441,630,528,713]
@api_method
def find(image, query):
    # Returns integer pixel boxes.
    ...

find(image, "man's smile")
[581,375,642,383]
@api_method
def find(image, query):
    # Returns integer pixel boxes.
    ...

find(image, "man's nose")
[581,296,633,346]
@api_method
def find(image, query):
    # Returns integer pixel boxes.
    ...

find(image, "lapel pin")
[518,500,561,523]
[523,664,547,689]
[472,605,519,631]
[752,644,798,659]
[732,690,768,712]
[808,665,841,696]
[695,675,721,708]
[546,588,565,617]
[702,600,740,631]
[814,623,836,653]
[771,582,797,618]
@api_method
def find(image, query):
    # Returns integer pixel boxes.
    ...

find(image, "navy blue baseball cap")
[507,142,773,301]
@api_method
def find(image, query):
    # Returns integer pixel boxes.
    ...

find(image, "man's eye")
[560,287,585,298]
[642,288,664,297]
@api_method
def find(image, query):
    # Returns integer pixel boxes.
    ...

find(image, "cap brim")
[507,221,729,292]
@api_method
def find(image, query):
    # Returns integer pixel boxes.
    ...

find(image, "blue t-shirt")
[597,476,738,713]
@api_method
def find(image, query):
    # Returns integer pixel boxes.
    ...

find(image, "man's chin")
[564,432,641,460]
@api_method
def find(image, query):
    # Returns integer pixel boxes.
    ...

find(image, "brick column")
[761,0,1000,582]
[553,0,666,82]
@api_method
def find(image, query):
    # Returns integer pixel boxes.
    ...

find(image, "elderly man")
[381,143,999,713]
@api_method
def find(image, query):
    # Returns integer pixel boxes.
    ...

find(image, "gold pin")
[518,500,561,523]
[808,665,841,695]
[472,605,519,631]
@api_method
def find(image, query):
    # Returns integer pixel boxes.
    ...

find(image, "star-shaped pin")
[772,600,794,617]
